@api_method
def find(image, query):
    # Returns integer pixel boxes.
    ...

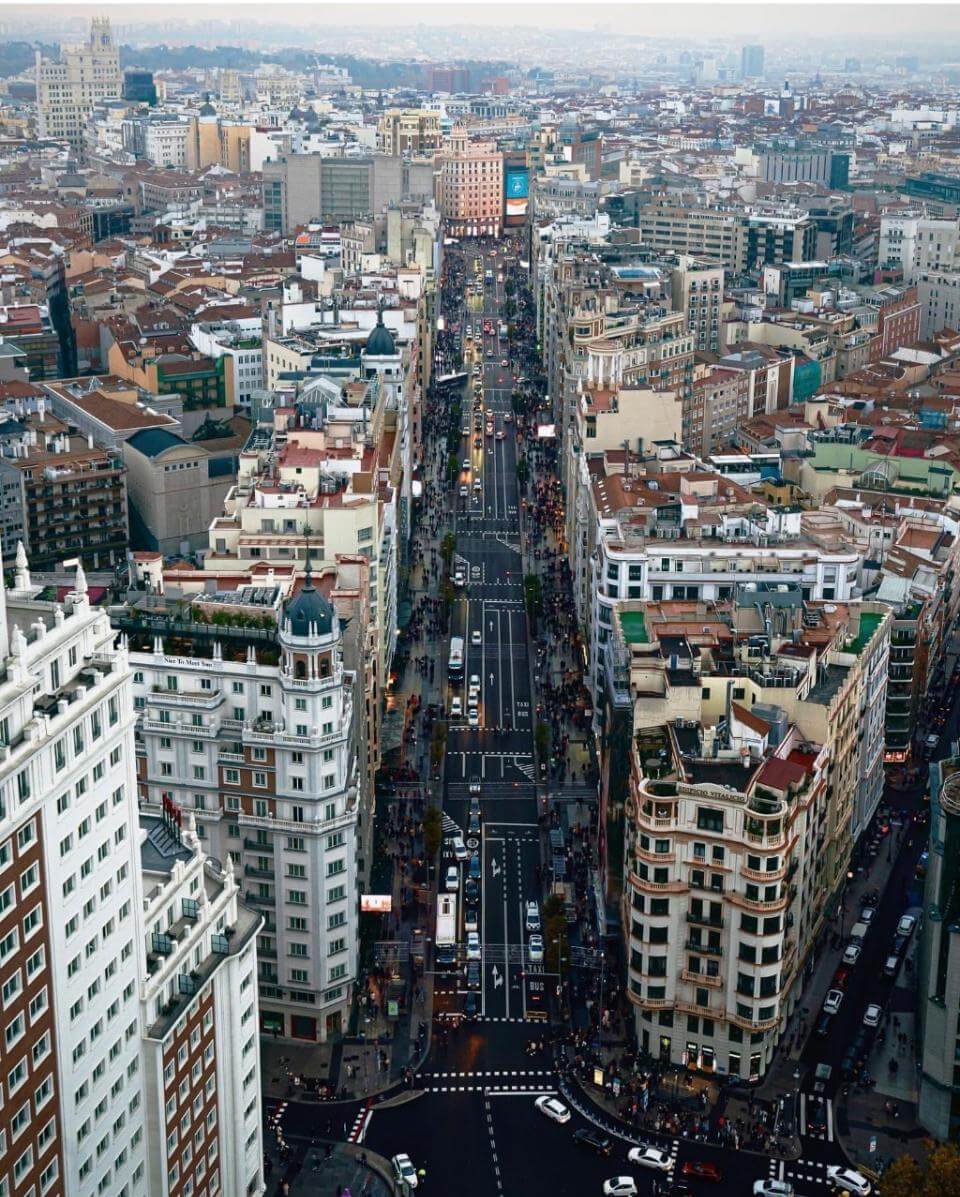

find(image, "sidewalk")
[264,1140,395,1197]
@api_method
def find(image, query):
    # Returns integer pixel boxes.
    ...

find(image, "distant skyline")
[6,2,960,43]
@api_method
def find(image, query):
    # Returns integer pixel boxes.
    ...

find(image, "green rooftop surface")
[620,610,647,643]
[849,611,883,656]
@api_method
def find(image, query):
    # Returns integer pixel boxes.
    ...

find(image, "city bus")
[448,636,465,684]
[435,894,458,970]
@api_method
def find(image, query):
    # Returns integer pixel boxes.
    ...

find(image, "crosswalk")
[768,1156,831,1189]
[417,1069,556,1095]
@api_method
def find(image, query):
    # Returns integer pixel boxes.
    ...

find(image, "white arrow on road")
[489,672,495,686]
[491,858,500,877]
[492,965,503,989]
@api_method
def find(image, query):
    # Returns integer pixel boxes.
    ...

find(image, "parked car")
[842,943,862,966]
[826,1166,871,1196]
[859,906,876,924]
[753,1183,795,1197]
[822,989,844,1015]
[445,865,459,892]
[883,954,900,977]
[863,1003,882,1027]
[534,1095,570,1124]
[681,1161,722,1183]
[897,913,917,937]
[627,1145,672,1171]
[573,1127,612,1155]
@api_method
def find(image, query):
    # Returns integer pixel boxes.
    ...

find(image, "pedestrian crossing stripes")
[768,1157,830,1186]
[424,1084,556,1095]
[347,1102,373,1144]
[418,1077,553,1086]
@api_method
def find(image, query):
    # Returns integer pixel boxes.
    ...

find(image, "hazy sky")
[8,1,960,41]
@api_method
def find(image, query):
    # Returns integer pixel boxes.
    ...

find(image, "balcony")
[244,865,275,880]
[728,1010,779,1033]
[726,892,788,914]
[685,940,723,956]
[150,687,223,710]
[629,872,688,895]
[634,845,676,864]
[685,912,724,929]
[741,863,788,883]
[243,891,275,908]
[681,970,722,988]
[243,838,274,853]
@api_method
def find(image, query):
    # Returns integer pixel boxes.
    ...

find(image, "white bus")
[448,635,465,683]
[435,894,458,969]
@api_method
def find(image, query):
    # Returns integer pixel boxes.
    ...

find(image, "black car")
[465,878,479,902]
[806,1097,828,1136]
[814,1012,833,1037]
[466,961,481,989]
[468,809,481,835]
[572,1128,612,1155]
[464,992,478,1019]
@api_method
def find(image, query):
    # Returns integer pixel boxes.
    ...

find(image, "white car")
[863,1003,882,1027]
[496,430,505,440]
[826,1166,871,1196]
[466,931,481,961]
[822,988,844,1015]
[525,901,541,932]
[467,708,480,728]
[451,835,468,862]
[450,697,463,718]
[898,913,917,937]
[391,1154,418,1189]
[468,777,481,795]
[471,630,482,646]
[445,865,459,892]
[860,906,876,924]
[469,673,481,691]
[753,1182,795,1197]
[626,1145,672,1171]
[602,1181,638,1197]
[534,1095,570,1124]
[527,934,544,963]
[842,943,861,965]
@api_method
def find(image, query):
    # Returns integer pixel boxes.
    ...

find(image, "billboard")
[504,166,530,225]
[361,894,393,913]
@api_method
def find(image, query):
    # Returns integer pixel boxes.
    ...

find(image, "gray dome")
[284,567,335,638]
[365,310,395,357]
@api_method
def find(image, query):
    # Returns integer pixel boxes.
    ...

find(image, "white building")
[35,17,121,153]
[190,321,264,414]
[129,568,360,1042]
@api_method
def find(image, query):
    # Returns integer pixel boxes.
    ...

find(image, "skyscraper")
[35,17,121,153]
[741,44,765,78]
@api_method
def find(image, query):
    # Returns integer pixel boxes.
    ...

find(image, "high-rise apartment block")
[35,18,121,152]
[437,128,503,238]
[376,109,443,157]
[0,546,264,1197]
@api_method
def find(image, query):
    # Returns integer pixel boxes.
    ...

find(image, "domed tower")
[278,559,341,685]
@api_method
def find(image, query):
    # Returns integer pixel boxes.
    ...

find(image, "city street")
[358,243,861,1195]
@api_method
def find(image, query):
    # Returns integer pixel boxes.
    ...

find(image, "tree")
[535,720,550,763]
[516,457,530,488]
[524,573,543,623]
[440,532,457,567]
[542,894,569,980]
[423,805,443,859]
[883,1144,960,1197]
